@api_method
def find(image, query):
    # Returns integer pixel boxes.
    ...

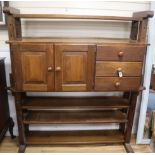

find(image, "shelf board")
[26,130,124,145]
[6,37,148,45]
[22,96,129,111]
[23,110,127,124]
[13,13,141,21]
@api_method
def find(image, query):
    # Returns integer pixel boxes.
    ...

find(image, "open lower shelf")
[24,110,127,124]
[22,96,129,111]
[26,130,124,145]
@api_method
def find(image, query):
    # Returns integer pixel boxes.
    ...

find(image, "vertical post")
[14,92,26,153]
[6,14,16,40]
[138,19,148,42]
[3,7,22,91]
[15,17,22,38]
[124,92,139,143]
[3,7,22,40]
[130,20,139,41]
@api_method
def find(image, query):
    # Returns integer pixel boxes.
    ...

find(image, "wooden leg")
[9,117,16,139]
[14,92,26,150]
[18,145,26,153]
[124,143,134,153]
[124,92,138,143]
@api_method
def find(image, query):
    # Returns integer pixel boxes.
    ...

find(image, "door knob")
[47,67,53,72]
[115,82,120,88]
[55,66,61,71]
[118,51,124,57]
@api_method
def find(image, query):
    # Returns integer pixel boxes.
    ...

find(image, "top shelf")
[13,14,141,21]
[3,7,154,44]
[3,7,154,22]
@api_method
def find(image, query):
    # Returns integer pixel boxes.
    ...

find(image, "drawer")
[96,62,142,77]
[97,45,146,61]
[95,77,141,91]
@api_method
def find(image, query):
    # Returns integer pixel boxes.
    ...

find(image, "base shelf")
[26,130,124,145]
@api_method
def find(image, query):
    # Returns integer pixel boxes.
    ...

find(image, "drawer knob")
[48,67,53,71]
[115,82,120,88]
[55,66,61,71]
[118,52,124,57]
[117,68,123,77]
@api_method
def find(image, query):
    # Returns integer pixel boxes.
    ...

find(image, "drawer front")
[97,45,146,61]
[96,62,142,77]
[95,77,141,91]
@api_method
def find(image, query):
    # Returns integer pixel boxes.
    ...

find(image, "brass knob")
[118,51,124,57]
[55,66,61,71]
[48,67,53,71]
[115,82,120,88]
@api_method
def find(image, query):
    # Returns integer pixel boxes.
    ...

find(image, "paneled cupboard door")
[13,44,54,91]
[55,44,96,91]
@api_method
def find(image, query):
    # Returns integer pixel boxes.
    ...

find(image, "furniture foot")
[18,145,26,153]
[124,143,134,153]
[9,117,16,139]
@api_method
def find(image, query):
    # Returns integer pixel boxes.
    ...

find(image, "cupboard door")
[13,43,54,91]
[55,44,96,91]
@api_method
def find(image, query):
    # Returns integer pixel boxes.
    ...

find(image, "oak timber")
[6,37,149,45]
[23,110,127,124]
[21,96,129,111]
[26,130,124,145]
[3,7,154,152]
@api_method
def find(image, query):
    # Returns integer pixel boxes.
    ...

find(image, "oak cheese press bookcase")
[3,7,153,153]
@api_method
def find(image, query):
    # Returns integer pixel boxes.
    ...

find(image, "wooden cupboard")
[11,43,146,92]
[3,7,154,153]
[12,43,96,92]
